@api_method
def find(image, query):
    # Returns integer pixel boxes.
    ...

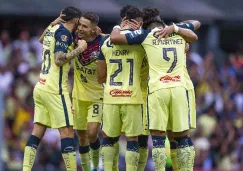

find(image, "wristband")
[113,25,121,30]
[173,23,179,33]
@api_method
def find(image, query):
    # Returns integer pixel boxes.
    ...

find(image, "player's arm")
[54,29,87,67]
[176,20,201,31]
[156,24,198,43]
[39,26,49,44]
[175,24,198,43]
[39,16,65,43]
[97,50,107,84]
[110,26,149,45]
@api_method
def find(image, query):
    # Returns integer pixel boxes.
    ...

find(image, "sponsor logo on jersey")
[160,75,181,83]
[56,41,68,49]
[61,35,68,42]
[109,89,133,97]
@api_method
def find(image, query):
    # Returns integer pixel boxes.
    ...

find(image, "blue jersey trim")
[59,66,63,94]
[54,24,72,53]
[61,94,70,126]
[125,29,151,45]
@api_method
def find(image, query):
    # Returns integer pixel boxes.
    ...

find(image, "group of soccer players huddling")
[22,4,200,171]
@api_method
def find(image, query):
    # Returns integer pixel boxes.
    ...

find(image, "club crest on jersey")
[78,41,100,66]
[61,35,68,42]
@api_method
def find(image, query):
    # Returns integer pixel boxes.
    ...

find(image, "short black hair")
[142,7,165,29]
[124,6,144,21]
[61,7,82,22]
[83,12,99,26]
[120,5,134,18]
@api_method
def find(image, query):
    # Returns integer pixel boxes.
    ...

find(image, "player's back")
[101,30,144,104]
[141,28,187,93]
[36,24,74,95]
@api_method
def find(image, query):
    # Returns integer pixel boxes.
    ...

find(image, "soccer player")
[97,6,145,171]
[72,12,104,171]
[141,8,201,171]
[22,7,87,171]
[109,9,198,171]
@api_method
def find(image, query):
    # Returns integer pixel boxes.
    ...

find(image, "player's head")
[60,7,82,29]
[120,5,134,19]
[78,12,99,40]
[142,7,166,29]
[120,5,144,30]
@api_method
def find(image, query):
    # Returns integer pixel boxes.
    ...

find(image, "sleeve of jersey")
[125,29,150,45]
[176,22,194,31]
[54,28,72,53]
[98,35,109,60]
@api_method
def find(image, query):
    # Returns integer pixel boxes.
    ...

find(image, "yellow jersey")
[35,24,74,95]
[99,30,145,104]
[72,35,104,102]
[125,28,187,93]
[140,55,149,102]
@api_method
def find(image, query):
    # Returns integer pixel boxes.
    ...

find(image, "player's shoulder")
[100,34,110,48]
[54,24,72,44]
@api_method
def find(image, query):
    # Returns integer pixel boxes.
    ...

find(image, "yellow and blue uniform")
[34,24,74,128]
[125,27,196,132]
[140,56,149,135]
[72,35,103,130]
[99,30,145,137]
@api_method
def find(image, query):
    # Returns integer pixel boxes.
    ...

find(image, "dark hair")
[61,7,82,22]
[83,12,99,26]
[142,7,165,29]
[120,5,134,18]
[125,6,144,21]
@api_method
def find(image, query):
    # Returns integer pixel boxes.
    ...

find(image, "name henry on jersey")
[112,50,130,56]
[152,39,183,46]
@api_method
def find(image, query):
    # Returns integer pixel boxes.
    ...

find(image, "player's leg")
[87,103,103,170]
[112,136,120,171]
[58,126,77,171]
[88,122,100,171]
[101,104,121,171]
[170,87,196,171]
[167,131,179,171]
[23,123,46,171]
[50,94,77,171]
[73,99,91,171]
[148,89,170,171]
[137,135,149,171]
[122,104,143,171]
[137,104,149,171]
[77,130,91,171]
[23,88,49,171]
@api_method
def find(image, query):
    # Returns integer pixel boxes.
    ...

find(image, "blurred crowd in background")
[1,26,243,171]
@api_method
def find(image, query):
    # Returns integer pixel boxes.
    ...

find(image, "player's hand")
[121,18,140,30]
[78,40,87,51]
[155,25,174,39]
[95,26,102,36]
[185,43,190,53]
[50,14,65,26]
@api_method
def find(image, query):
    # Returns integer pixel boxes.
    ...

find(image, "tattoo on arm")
[54,46,84,67]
